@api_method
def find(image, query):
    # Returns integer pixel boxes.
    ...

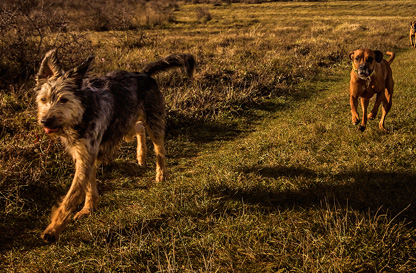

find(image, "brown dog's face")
[411,21,416,28]
[349,49,383,78]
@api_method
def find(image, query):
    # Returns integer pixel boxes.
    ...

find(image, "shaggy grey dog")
[35,49,195,242]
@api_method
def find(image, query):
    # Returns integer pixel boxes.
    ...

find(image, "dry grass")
[1,0,416,272]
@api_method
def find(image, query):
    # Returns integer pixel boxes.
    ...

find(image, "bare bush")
[0,0,178,90]
[0,0,94,91]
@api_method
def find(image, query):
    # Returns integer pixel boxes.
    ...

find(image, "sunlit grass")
[1,1,416,272]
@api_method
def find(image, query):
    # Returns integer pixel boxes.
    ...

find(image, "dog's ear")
[348,51,355,61]
[36,49,62,86]
[374,50,383,63]
[65,54,95,85]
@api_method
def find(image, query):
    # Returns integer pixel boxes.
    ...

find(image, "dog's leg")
[73,162,99,220]
[359,98,370,132]
[146,126,166,182]
[153,139,166,182]
[135,122,147,166]
[368,93,383,120]
[41,142,97,243]
[350,95,360,125]
[379,88,392,131]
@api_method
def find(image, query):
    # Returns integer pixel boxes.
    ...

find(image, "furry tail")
[386,51,395,64]
[143,53,195,78]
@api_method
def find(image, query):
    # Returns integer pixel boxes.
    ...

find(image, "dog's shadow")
[166,99,288,145]
[205,165,416,224]
[79,165,416,251]
[97,161,150,193]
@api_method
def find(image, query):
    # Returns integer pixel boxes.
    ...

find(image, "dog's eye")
[355,57,360,61]
[59,98,68,104]
[40,98,47,102]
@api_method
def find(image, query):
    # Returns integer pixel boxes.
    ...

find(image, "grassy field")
[1,0,416,272]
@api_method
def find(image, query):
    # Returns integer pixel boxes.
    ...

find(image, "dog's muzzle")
[356,64,374,79]
[41,117,60,134]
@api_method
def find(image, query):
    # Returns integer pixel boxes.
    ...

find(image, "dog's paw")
[379,125,390,132]
[352,118,360,125]
[137,156,146,167]
[156,171,167,183]
[41,230,58,243]
[73,208,93,220]
[368,113,376,120]
[359,126,366,132]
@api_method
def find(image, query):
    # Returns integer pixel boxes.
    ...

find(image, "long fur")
[35,49,194,242]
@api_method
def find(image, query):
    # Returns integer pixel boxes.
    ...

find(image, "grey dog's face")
[36,77,84,135]
[349,49,383,79]
[35,50,93,135]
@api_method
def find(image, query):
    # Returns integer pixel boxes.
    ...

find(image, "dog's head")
[411,21,416,28]
[349,49,383,79]
[35,49,94,135]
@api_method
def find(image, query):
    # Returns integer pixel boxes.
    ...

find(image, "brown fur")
[410,21,416,48]
[348,49,395,132]
[35,49,195,242]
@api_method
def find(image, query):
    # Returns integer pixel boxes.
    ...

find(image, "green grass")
[1,1,416,272]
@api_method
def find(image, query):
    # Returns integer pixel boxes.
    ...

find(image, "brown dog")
[348,49,395,132]
[410,21,416,48]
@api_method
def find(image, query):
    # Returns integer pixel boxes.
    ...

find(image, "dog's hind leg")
[145,124,166,182]
[135,121,147,166]
[125,121,147,166]
[368,92,383,120]
[359,98,370,132]
[379,88,393,131]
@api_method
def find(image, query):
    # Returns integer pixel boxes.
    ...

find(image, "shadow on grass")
[0,160,149,253]
[166,98,291,145]
[167,112,247,144]
[0,180,66,253]
[207,165,416,224]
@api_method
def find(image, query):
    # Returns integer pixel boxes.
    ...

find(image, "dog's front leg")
[73,161,99,220]
[359,98,370,132]
[350,95,360,126]
[41,143,97,243]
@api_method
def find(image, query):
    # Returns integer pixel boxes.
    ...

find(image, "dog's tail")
[386,51,395,64]
[143,53,195,78]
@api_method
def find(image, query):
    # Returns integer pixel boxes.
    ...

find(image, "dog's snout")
[358,63,367,69]
[41,117,56,128]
